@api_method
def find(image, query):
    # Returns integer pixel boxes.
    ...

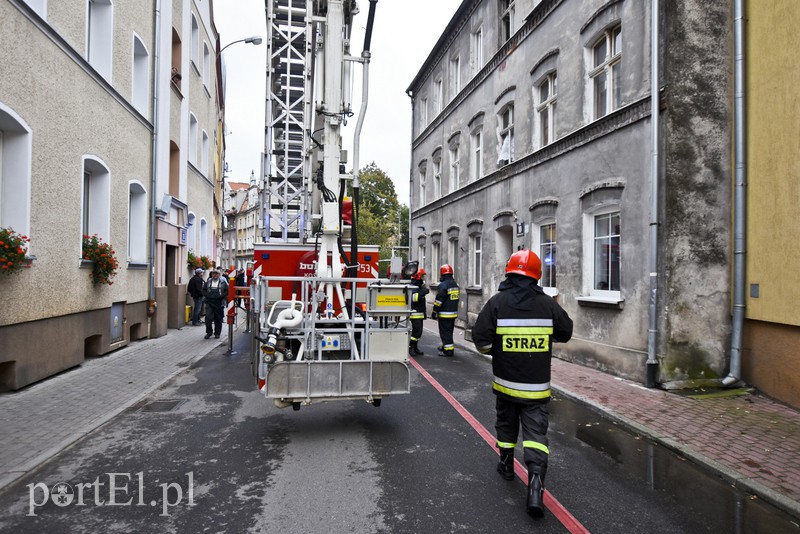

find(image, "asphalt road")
[0,330,792,533]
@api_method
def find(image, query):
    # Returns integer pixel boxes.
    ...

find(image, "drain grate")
[138,399,187,413]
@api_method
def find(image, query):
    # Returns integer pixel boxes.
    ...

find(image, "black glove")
[431,311,438,320]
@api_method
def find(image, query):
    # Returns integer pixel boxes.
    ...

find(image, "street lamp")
[220,35,263,54]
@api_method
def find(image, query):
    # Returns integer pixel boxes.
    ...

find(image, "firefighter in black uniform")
[431,264,460,357]
[409,268,429,356]
[472,250,572,518]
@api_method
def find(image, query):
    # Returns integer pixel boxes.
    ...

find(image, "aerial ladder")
[250,0,416,410]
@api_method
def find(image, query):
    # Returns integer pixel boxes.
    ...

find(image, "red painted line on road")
[410,356,590,534]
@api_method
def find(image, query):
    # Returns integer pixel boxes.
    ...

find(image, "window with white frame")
[82,157,111,243]
[0,105,33,238]
[581,208,621,298]
[419,167,427,206]
[201,130,209,174]
[449,145,459,190]
[431,241,440,274]
[191,14,200,67]
[470,234,482,287]
[187,212,196,251]
[536,72,557,148]
[470,128,483,182]
[417,243,426,273]
[496,105,514,166]
[500,0,515,43]
[420,97,429,128]
[590,26,622,120]
[450,57,461,100]
[128,182,147,262]
[203,43,211,88]
[434,79,443,115]
[536,220,557,291]
[200,217,208,255]
[448,238,459,275]
[87,0,113,80]
[189,113,198,164]
[471,27,483,75]
[132,35,150,116]
[433,157,441,199]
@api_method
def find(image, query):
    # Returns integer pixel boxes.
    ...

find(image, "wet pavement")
[423,318,800,522]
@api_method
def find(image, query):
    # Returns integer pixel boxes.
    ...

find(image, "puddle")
[551,394,800,533]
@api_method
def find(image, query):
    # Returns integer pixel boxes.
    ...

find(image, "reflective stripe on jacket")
[433,275,459,318]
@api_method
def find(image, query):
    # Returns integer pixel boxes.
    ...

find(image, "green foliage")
[0,227,32,274]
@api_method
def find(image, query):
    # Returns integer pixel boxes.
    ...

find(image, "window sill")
[128,261,149,270]
[576,295,624,310]
[466,286,483,295]
[80,259,94,268]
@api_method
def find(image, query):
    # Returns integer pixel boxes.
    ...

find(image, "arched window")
[0,103,33,238]
[128,181,147,262]
[189,113,198,164]
[199,217,208,255]
[87,0,113,80]
[187,212,196,251]
[132,34,150,116]
[82,156,111,243]
[201,130,209,174]
[191,14,200,67]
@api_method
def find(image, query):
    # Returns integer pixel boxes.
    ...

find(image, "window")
[132,35,150,116]
[128,182,147,262]
[201,130,209,174]
[497,105,514,166]
[203,43,211,88]
[449,145,459,190]
[536,72,557,148]
[23,0,47,19]
[537,221,557,290]
[200,218,208,256]
[82,157,111,243]
[87,0,113,80]
[450,57,461,100]
[420,98,429,128]
[470,234,482,286]
[434,79,443,115]
[500,0,515,43]
[471,27,483,75]
[191,15,200,67]
[470,129,483,182]
[433,158,441,199]
[0,105,33,238]
[590,26,622,119]
[431,242,440,275]
[419,168,426,206]
[448,238,459,275]
[187,212,196,251]
[593,211,620,291]
[189,113,198,164]
[417,243,426,273]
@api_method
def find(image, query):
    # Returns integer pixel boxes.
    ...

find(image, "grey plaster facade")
[408,0,733,386]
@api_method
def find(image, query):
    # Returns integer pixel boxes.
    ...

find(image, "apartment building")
[409,0,738,391]
[0,0,221,390]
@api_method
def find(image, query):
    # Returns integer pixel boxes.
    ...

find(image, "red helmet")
[505,250,542,280]
[411,268,427,280]
[440,264,453,276]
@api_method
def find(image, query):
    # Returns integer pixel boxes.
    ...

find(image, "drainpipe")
[645,0,660,387]
[723,0,746,387]
[406,89,414,261]
[148,0,162,308]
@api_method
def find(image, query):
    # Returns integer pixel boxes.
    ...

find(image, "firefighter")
[409,268,429,356]
[471,250,572,518]
[431,264,460,357]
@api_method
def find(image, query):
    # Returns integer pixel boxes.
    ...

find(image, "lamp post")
[220,35,263,54]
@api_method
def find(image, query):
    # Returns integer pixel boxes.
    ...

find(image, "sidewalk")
[0,317,242,492]
[423,318,800,519]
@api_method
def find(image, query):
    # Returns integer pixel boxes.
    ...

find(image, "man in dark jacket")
[409,268,429,356]
[432,264,459,357]
[472,249,572,518]
[188,268,205,326]
[203,269,228,339]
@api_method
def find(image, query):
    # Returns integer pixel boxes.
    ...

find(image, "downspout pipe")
[645,0,660,387]
[724,0,746,387]
[148,0,162,307]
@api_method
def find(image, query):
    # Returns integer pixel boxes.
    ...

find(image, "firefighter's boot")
[410,341,424,356]
[526,471,545,518]
[497,448,515,481]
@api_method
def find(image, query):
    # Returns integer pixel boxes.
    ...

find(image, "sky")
[212,0,462,204]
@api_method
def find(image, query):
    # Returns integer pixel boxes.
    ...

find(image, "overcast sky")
[212,0,462,204]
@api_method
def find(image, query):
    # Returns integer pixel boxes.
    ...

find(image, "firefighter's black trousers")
[438,318,455,354]
[495,396,550,477]
[410,318,423,342]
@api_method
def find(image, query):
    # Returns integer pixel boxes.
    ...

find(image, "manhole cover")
[139,399,187,412]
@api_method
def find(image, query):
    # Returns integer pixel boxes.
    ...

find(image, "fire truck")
[247,0,414,410]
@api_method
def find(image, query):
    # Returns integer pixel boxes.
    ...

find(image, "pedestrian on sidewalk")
[188,268,205,326]
[431,264,460,357]
[472,249,573,518]
[203,269,228,339]
[409,268,429,356]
